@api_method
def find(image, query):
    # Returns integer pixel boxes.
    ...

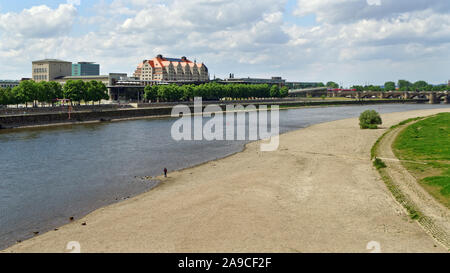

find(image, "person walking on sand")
[164,168,168,178]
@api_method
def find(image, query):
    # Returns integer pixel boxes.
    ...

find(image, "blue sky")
[0,0,449,86]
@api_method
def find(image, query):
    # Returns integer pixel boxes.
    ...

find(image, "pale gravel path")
[3,108,450,253]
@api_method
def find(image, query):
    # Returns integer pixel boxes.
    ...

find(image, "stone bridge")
[289,88,449,104]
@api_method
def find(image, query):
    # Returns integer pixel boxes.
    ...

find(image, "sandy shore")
[4,108,450,253]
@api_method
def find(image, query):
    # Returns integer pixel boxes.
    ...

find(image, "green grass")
[371,118,425,220]
[393,113,450,208]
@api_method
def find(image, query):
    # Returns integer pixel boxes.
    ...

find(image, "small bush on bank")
[360,110,382,129]
[373,158,387,169]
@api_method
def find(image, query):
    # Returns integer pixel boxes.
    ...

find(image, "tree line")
[144,83,290,102]
[310,80,448,92]
[0,80,109,107]
[351,80,448,92]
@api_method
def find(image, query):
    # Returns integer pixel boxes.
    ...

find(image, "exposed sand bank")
[4,108,450,253]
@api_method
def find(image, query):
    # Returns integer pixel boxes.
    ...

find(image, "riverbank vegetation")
[393,113,450,208]
[144,83,289,102]
[351,80,448,92]
[0,80,109,107]
[359,110,382,129]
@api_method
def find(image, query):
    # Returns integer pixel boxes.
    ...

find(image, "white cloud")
[367,0,381,6]
[0,4,77,38]
[294,0,450,24]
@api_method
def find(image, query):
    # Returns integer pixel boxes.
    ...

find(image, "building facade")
[224,76,286,86]
[32,59,72,82]
[72,62,100,76]
[134,55,209,83]
[54,73,129,101]
[0,80,20,88]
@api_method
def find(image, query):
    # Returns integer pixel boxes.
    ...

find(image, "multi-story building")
[72,62,100,76]
[134,55,209,83]
[0,80,20,88]
[32,59,72,82]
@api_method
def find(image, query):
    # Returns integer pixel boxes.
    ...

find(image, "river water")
[1,103,449,249]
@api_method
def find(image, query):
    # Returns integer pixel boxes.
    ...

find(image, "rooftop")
[55,75,109,80]
[32,59,72,63]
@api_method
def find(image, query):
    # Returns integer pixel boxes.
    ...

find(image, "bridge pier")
[428,92,439,104]
[444,92,449,104]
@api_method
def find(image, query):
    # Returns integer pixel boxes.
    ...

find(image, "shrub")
[359,110,382,129]
[373,158,387,169]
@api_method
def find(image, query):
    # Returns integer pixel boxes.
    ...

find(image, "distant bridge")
[289,88,450,104]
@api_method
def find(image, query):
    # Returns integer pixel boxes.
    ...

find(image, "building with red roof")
[133,55,209,83]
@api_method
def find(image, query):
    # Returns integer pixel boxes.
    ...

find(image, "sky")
[0,0,449,86]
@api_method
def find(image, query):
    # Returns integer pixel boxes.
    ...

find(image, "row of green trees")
[0,80,109,107]
[144,83,289,102]
[316,80,447,91]
[351,80,448,92]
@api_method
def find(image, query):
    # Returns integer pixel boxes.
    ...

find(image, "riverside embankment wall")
[0,99,424,129]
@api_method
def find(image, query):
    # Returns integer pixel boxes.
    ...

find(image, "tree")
[144,85,159,102]
[326,81,339,89]
[11,86,22,107]
[270,85,279,98]
[63,80,85,104]
[180,84,194,101]
[36,81,52,106]
[384,81,396,91]
[413,80,429,91]
[351,85,364,92]
[16,80,38,107]
[279,86,289,97]
[398,80,412,91]
[87,81,109,104]
[359,110,382,129]
[366,85,382,92]
[0,87,6,106]
[432,85,447,92]
[48,81,63,106]
[0,87,17,106]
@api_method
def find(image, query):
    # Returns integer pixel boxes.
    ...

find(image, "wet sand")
[4,108,450,253]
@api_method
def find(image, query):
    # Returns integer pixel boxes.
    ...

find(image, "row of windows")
[33,68,48,73]
[0,84,18,88]
[142,71,203,76]
[33,75,48,81]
